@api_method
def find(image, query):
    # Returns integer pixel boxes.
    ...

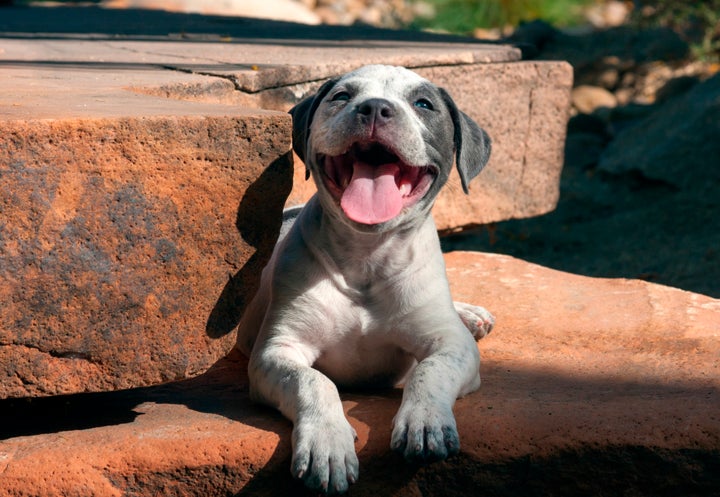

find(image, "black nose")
[357,98,396,124]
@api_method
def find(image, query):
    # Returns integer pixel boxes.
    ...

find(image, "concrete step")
[1,252,718,496]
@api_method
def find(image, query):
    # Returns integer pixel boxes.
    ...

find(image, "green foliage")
[631,0,720,62]
[411,0,592,33]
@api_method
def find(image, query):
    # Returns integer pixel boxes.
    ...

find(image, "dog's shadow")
[205,154,291,340]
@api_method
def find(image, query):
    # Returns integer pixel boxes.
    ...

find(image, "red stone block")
[0,114,293,398]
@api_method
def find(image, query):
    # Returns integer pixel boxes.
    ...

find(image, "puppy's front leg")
[391,320,481,462]
[249,341,359,494]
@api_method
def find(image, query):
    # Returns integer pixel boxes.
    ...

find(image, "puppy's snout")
[357,98,396,124]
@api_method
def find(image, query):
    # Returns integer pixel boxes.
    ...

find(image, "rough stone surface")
[142,58,572,229]
[571,84,618,113]
[538,25,690,85]
[0,112,293,399]
[3,36,569,231]
[444,25,719,298]
[0,251,718,496]
[103,0,324,25]
[415,62,571,229]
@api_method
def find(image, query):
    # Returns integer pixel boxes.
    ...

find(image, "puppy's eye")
[331,91,351,102]
[414,98,434,110]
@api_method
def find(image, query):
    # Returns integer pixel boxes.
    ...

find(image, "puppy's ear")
[289,78,339,179]
[439,88,492,194]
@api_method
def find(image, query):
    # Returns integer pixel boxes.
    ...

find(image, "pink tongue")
[340,162,402,224]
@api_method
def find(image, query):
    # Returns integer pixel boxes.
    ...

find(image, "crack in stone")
[101,41,248,92]
[160,64,245,92]
[2,342,93,362]
[514,85,535,216]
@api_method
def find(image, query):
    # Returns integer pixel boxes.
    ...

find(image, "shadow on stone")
[0,348,277,438]
[0,5,480,45]
[206,152,292,339]
[381,446,720,497]
[0,390,142,439]
[1,347,718,495]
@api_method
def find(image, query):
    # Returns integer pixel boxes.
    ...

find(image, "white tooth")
[399,181,412,196]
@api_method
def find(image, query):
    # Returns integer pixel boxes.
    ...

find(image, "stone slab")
[0,109,293,398]
[0,65,243,120]
[118,46,571,229]
[0,252,717,496]
[414,62,571,228]
[0,37,519,92]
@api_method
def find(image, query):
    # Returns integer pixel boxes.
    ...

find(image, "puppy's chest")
[313,296,413,387]
[326,290,394,336]
[304,278,403,340]
[299,271,423,385]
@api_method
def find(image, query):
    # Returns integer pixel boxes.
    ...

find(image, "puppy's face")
[291,65,491,232]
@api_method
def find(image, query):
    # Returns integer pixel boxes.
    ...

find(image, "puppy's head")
[291,65,491,231]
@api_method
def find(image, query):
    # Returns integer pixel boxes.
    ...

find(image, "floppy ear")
[439,88,492,194]
[289,78,339,180]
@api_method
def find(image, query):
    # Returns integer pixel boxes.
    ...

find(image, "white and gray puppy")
[236,65,494,494]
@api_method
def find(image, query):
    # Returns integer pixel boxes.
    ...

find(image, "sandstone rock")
[584,0,630,28]
[443,70,720,297]
[311,0,416,28]
[0,252,718,496]
[0,112,293,399]
[538,25,690,88]
[415,62,572,230]
[619,60,711,105]
[572,84,618,113]
[8,39,568,231]
[454,20,718,299]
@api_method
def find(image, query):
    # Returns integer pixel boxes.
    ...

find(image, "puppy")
[236,65,494,494]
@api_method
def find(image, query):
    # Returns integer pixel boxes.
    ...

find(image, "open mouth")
[319,142,436,225]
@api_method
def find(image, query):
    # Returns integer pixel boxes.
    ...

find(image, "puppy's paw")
[291,416,359,494]
[454,301,495,340]
[390,402,460,463]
